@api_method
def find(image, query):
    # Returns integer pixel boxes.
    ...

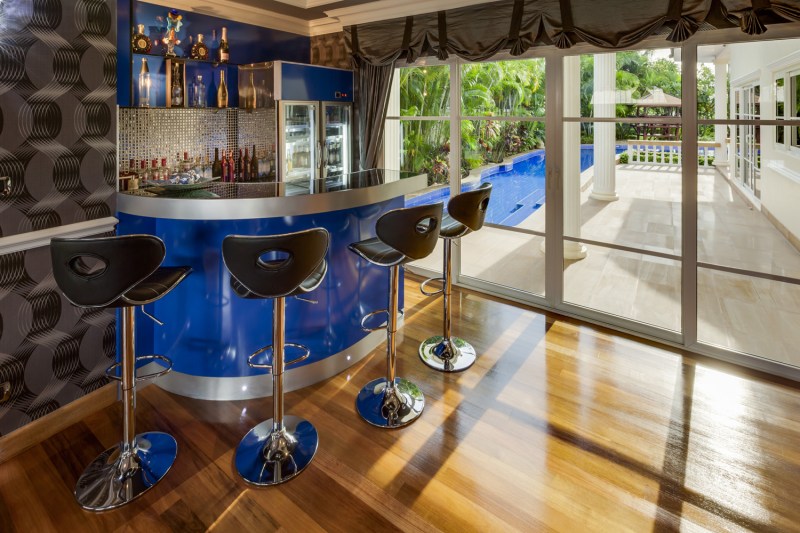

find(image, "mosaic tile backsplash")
[118,108,276,170]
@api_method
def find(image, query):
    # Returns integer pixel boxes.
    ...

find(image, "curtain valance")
[345,0,800,65]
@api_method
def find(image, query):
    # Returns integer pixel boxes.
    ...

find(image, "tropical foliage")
[396,51,716,184]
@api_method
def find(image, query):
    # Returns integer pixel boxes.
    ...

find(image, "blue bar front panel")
[117,198,403,379]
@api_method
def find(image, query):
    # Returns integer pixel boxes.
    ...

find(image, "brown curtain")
[345,0,800,66]
[351,57,396,171]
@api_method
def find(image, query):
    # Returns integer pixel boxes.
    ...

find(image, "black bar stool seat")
[349,202,443,428]
[419,182,492,372]
[223,228,329,486]
[51,234,191,512]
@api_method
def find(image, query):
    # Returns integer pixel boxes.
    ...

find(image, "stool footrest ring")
[361,309,389,332]
[105,355,173,382]
[420,277,445,296]
[247,343,311,369]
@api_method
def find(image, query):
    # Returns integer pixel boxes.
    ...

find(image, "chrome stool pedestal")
[349,203,443,429]
[355,265,424,428]
[76,307,177,511]
[419,183,492,373]
[234,297,317,486]
[51,235,191,511]
[223,228,329,486]
[419,238,476,373]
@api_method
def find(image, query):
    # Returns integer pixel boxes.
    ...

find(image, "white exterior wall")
[728,40,800,242]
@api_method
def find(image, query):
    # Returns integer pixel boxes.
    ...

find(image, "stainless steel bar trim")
[563,235,683,262]
[272,297,285,432]
[154,316,403,401]
[0,217,118,254]
[121,307,136,452]
[697,262,800,287]
[117,174,427,220]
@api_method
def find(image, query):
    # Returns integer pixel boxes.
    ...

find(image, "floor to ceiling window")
[385,28,800,378]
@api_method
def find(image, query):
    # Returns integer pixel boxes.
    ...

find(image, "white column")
[383,69,401,178]
[714,60,729,165]
[562,55,587,260]
[590,53,619,202]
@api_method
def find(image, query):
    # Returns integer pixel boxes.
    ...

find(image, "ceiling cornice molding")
[143,0,313,36]
[274,0,343,8]
[140,0,497,39]
[323,0,495,27]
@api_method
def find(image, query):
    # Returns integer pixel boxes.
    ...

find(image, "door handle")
[316,141,322,170]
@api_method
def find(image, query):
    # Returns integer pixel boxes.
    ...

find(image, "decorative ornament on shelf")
[162,9,183,58]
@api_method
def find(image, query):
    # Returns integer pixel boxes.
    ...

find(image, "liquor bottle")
[209,29,219,58]
[218,27,229,63]
[192,75,207,108]
[217,70,228,108]
[156,158,164,179]
[184,35,193,59]
[132,24,152,54]
[190,34,209,60]
[250,145,258,180]
[221,150,229,182]
[181,151,192,172]
[227,150,235,182]
[170,62,183,107]
[237,149,243,181]
[242,148,250,181]
[138,58,151,108]
[244,72,257,110]
[212,148,222,178]
[204,154,212,179]
[150,159,159,181]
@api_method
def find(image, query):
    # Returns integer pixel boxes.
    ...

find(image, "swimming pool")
[407,145,624,227]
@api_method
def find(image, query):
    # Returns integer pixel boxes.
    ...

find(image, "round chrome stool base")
[75,432,177,512]
[355,377,425,428]
[235,415,318,486]
[419,336,477,372]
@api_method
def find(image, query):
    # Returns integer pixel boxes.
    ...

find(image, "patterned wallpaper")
[311,32,351,70]
[0,244,116,436]
[0,0,117,436]
[0,0,117,238]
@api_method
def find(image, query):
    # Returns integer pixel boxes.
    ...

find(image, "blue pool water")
[408,145,624,227]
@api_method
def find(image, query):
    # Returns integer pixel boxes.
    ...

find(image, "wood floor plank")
[2,277,800,532]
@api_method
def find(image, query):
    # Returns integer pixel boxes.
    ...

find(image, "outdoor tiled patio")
[410,163,800,367]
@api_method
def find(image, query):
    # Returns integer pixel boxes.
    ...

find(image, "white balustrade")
[624,140,719,167]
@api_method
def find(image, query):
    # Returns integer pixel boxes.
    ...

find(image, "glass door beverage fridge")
[321,102,351,179]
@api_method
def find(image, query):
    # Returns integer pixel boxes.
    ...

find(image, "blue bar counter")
[117,170,426,400]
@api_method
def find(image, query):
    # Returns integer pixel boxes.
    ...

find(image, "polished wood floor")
[3,278,800,532]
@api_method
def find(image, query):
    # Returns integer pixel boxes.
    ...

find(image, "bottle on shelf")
[212,148,222,178]
[171,62,183,107]
[160,158,169,180]
[209,29,219,58]
[184,35,194,59]
[181,151,192,172]
[244,72,257,110]
[138,58,151,108]
[204,154,212,179]
[250,145,258,181]
[217,70,228,108]
[149,159,159,181]
[192,75,207,108]
[221,150,229,182]
[218,27,230,63]
[242,148,249,181]
[227,150,235,182]
[132,24,152,54]
[190,34,209,60]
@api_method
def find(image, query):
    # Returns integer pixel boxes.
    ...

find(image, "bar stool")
[349,202,443,428]
[222,228,329,486]
[419,182,492,372]
[50,235,191,511]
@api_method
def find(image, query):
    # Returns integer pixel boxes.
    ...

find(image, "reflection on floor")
[3,281,800,531]
[411,164,800,366]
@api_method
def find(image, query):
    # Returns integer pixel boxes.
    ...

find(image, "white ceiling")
[147,0,496,36]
